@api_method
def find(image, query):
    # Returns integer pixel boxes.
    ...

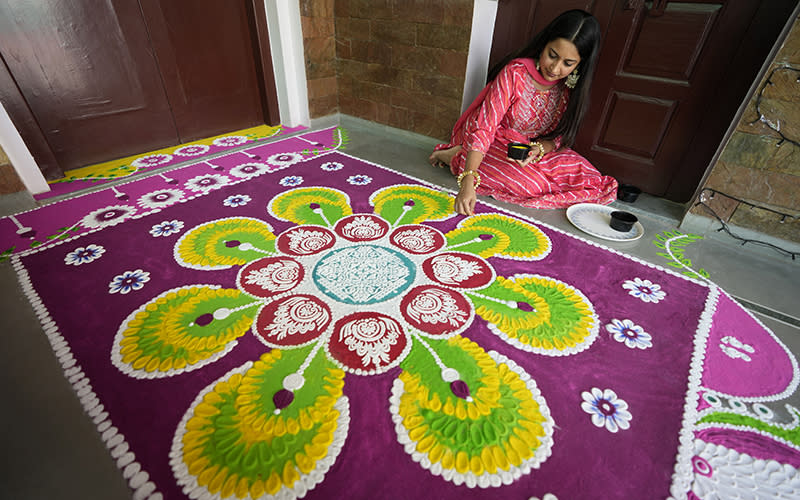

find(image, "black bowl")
[617,184,642,203]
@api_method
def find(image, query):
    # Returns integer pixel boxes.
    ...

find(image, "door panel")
[0,0,178,170]
[138,0,265,142]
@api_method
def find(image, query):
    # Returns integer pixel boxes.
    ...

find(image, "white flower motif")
[109,269,151,295]
[132,153,172,168]
[605,318,652,349]
[80,205,137,229]
[581,387,632,433]
[185,174,230,193]
[320,161,344,171]
[64,244,105,265]
[137,189,185,209]
[347,174,372,185]
[229,162,269,179]
[279,176,304,187]
[150,220,185,237]
[212,136,247,147]
[267,152,303,167]
[223,194,252,207]
[173,144,210,157]
[622,278,666,303]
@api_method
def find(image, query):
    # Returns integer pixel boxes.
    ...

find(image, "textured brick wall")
[300,0,339,118]
[299,0,473,140]
[693,15,800,243]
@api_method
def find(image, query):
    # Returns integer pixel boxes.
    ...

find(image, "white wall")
[0,103,49,194]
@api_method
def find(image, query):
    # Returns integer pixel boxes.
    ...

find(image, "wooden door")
[0,0,277,175]
[138,0,267,142]
[575,0,795,201]
[490,0,796,202]
[0,0,178,171]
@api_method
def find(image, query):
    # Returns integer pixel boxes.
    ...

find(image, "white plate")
[566,203,644,242]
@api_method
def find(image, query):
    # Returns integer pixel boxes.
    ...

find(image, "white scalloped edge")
[693,410,800,455]
[169,361,351,500]
[689,439,800,499]
[485,273,600,357]
[10,255,163,499]
[388,348,555,488]
[668,284,720,500]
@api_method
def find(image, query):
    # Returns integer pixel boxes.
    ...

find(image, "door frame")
[0,0,286,194]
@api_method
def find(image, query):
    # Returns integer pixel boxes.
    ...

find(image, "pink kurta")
[439,59,618,209]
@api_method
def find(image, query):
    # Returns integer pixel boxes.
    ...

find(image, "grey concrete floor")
[1,115,799,499]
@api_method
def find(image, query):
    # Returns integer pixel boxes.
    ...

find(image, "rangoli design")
[11,149,800,499]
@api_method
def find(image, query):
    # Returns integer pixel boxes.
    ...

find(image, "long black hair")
[487,10,601,148]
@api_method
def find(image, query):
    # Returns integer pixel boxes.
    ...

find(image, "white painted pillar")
[0,103,49,194]
[264,0,310,128]
[461,0,498,112]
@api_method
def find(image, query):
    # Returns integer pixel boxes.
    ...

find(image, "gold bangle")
[457,170,481,189]
[529,141,546,163]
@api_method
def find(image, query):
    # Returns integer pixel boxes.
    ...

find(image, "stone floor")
[1,114,798,499]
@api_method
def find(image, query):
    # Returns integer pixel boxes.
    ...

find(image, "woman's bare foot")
[428,145,462,168]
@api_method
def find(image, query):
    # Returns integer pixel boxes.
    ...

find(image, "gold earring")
[535,60,540,71]
[566,70,579,89]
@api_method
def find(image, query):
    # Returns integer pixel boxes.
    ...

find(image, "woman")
[430,10,618,215]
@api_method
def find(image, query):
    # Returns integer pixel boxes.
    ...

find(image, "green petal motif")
[171,348,349,499]
[370,184,454,225]
[447,213,551,260]
[113,285,257,378]
[268,187,352,226]
[175,217,276,270]
[479,274,599,356]
[391,335,554,488]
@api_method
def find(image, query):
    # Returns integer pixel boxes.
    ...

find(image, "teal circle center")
[312,244,416,304]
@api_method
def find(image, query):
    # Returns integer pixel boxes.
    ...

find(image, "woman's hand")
[510,140,554,168]
[454,182,477,216]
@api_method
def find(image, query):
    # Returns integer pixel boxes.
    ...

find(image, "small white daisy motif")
[622,278,666,303]
[229,163,269,179]
[223,194,252,208]
[132,153,172,168]
[108,269,151,295]
[267,152,303,168]
[64,244,105,265]
[80,205,137,229]
[150,220,185,237]
[347,174,372,185]
[212,136,247,147]
[605,319,652,349]
[184,174,230,193]
[581,387,632,433]
[320,161,344,171]
[137,189,185,209]
[279,176,303,187]
[173,144,210,157]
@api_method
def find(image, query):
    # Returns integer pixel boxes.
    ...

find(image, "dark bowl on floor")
[617,184,642,203]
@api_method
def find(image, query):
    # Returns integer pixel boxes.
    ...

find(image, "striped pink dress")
[439,59,618,209]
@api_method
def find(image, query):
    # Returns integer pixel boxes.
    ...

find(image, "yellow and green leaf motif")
[113,286,257,377]
[449,213,551,260]
[175,217,277,270]
[172,348,349,499]
[268,187,352,226]
[392,335,553,488]
[480,274,599,355]
[371,184,454,225]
